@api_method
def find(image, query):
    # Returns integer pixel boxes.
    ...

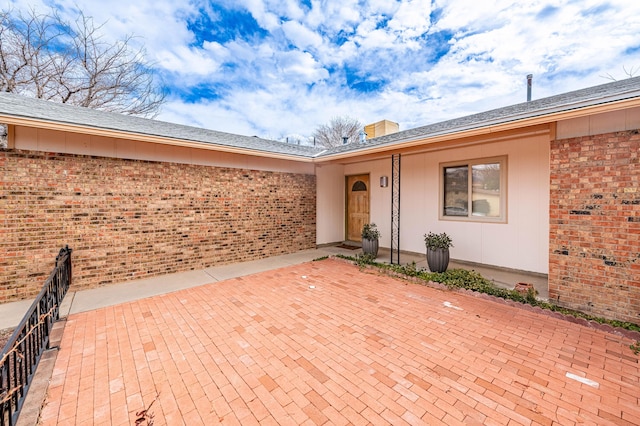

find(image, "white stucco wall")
[13,126,315,174]
[315,163,346,245]
[317,132,550,274]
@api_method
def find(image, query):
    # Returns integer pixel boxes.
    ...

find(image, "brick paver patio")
[39,258,639,425]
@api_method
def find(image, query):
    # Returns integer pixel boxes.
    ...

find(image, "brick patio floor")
[39,259,639,425]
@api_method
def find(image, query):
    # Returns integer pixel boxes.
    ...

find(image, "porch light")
[380,176,388,187]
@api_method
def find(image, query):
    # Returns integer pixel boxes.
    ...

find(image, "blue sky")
[9,0,640,143]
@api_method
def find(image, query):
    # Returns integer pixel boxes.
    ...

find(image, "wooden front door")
[346,174,370,242]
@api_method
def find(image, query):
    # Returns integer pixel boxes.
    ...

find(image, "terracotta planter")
[362,238,379,257]
[514,282,535,296]
[426,248,450,273]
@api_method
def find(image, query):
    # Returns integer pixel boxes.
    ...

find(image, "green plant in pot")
[424,232,453,273]
[361,223,381,257]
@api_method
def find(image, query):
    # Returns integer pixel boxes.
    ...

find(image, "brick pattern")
[0,150,316,302]
[549,130,640,323]
[39,259,640,425]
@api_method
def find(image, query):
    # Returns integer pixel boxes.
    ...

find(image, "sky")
[7,0,640,143]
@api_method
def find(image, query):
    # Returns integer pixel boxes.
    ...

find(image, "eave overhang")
[0,114,317,163]
[2,89,640,165]
[313,95,640,163]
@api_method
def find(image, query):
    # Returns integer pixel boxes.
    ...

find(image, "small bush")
[355,253,376,268]
[330,254,640,335]
[424,232,453,250]
[362,223,381,240]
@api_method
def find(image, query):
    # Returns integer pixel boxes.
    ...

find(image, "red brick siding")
[0,150,316,302]
[549,130,640,323]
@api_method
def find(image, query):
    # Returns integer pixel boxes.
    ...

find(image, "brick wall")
[549,130,640,323]
[0,150,316,302]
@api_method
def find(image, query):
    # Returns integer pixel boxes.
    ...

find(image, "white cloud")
[160,98,260,136]
[355,27,397,50]
[202,40,228,59]
[275,50,329,83]
[55,0,196,55]
[237,0,280,30]
[388,0,432,38]
[7,0,640,139]
[281,20,324,50]
[432,0,514,32]
[156,45,223,75]
[265,0,306,21]
[305,0,361,32]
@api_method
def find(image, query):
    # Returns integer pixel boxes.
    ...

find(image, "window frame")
[439,156,508,223]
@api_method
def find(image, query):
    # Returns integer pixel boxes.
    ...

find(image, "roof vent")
[527,74,533,102]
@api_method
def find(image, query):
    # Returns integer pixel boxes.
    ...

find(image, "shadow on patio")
[37,257,638,425]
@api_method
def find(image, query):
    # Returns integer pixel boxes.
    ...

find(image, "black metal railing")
[1,246,72,426]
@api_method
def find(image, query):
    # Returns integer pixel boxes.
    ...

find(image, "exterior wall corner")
[548,130,640,323]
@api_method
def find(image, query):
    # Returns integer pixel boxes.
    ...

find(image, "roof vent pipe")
[527,74,533,102]
[342,136,349,145]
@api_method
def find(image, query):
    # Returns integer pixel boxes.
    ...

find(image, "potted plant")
[361,223,381,257]
[424,232,453,273]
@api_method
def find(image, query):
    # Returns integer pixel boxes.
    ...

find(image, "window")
[441,157,506,222]
[351,181,367,191]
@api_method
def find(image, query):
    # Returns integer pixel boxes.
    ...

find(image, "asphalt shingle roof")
[321,76,640,156]
[1,76,640,159]
[0,92,324,158]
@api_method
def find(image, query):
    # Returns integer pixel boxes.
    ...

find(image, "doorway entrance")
[346,174,370,242]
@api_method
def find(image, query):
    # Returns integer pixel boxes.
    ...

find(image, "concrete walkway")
[0,246,547,330]
[0,247,342,330]
[35,257,639,425]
